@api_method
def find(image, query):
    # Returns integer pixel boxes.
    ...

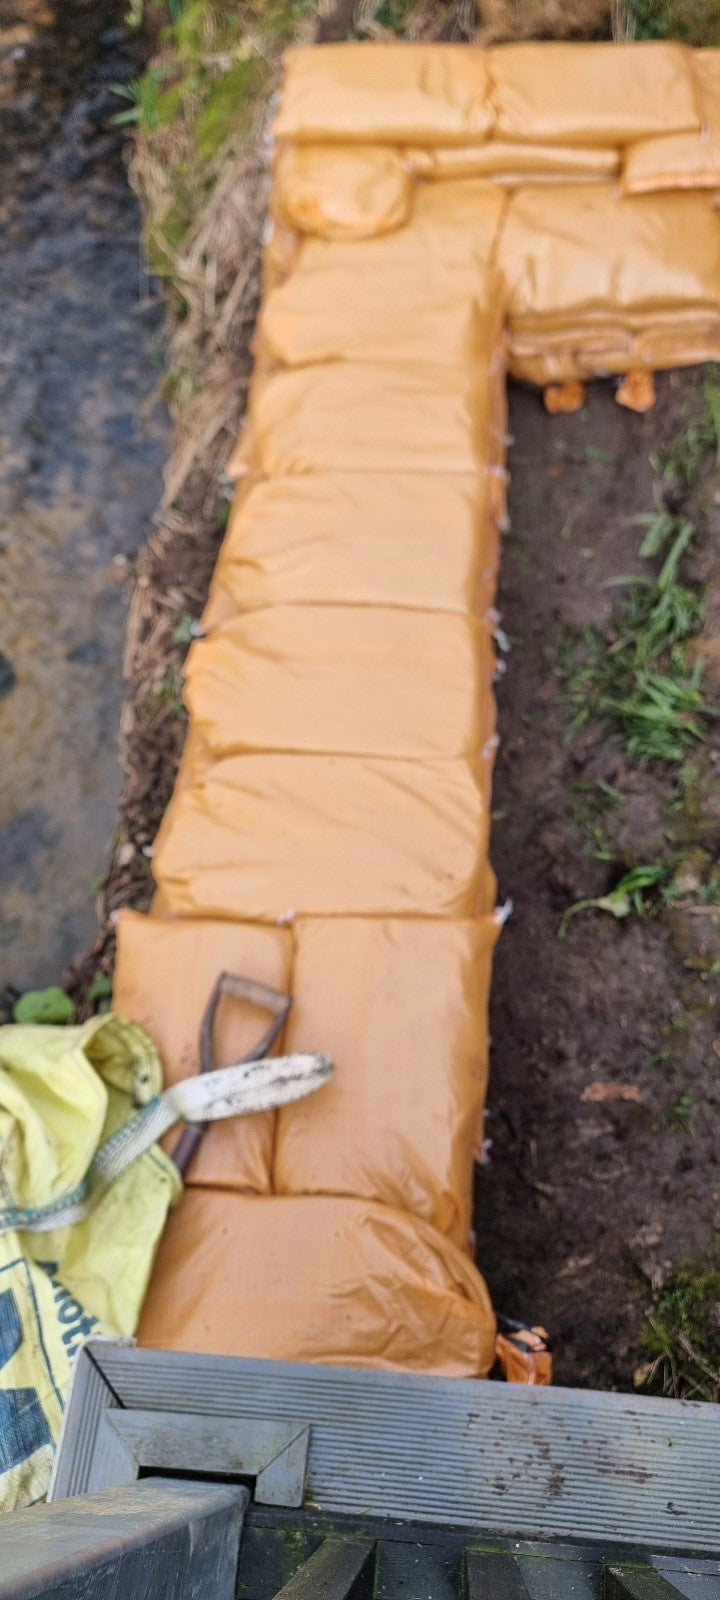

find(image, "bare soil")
[477,371,720,1390]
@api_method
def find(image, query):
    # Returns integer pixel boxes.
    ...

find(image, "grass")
[561,382,720,765]
[624,0,720,42]
[637,1257,720,1400]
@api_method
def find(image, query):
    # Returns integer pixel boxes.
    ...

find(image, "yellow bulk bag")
[137,1189,497,1377]
[272,143,412,239]
[0,1016,181,1511]
[184,607,496,762]
[489,41,699,146]
[274,916,501,1245]
[151,752,496,922]
[623,51,720,195]
[274,43,495,146]
[407,141,619,183]
[260,179,506,367]
[112,911,294,1193]
[202,473,499,625]
[229,363,497,479]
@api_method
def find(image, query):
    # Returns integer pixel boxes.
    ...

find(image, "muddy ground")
[0,0,168,992]
[478,371,720,1390]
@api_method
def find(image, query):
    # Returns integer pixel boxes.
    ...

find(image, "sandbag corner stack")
[114,39,720,1380]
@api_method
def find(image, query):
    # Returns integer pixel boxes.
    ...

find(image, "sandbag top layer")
[276,40,700,149]
[488,41,699,146]
[274,43,495,145]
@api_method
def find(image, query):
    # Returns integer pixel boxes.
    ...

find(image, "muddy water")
[0,2,168,994]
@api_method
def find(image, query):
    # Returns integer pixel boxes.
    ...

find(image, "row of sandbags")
[276,40,720,195]
[269,144,720,389]
[116,40,720,1378]
[115,48,513,1377]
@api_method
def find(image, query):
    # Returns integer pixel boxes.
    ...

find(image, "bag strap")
[0,1050,332,1237]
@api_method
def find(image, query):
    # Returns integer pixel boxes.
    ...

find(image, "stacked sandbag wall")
[113,40,720,1378]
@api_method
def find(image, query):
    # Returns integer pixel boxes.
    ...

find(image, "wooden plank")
[273,1539,377,1600]
[604,1567,686,1600]
[466,1551,532,1599]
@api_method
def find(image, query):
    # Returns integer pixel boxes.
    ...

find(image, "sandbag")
[228,362,498,479]
[202,473,499,624]
[151,752,497,922]
[407,141,619,182]
[499,184,720,378]
[274,915,501,1244]
[260,179,506,367]
[623,51,720,195]
[184,606,496,762]
[489,41,699,146]
[113,911,294,1193]
[275,43,495,145]
[273,142,412,239]
[137,1189,497,1376]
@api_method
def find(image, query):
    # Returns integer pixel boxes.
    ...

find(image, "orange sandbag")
[407,141,619,182]
[113,910,293,1192]
[274,43,495,146]
[184,607,496,762]
[499,185,720,380]
[202,473,499,625]
[489,41,698,146]
[260,180,506,367]
[623,51,720,195]
[274,915,501,1245]
[228,362,497,479]
[137,1190,497,1376]
[272,142,412,239]
[151,752,497,923]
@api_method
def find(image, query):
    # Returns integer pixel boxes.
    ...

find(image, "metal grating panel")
[51,1343,720,1557]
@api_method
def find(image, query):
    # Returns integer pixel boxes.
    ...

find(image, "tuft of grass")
[563,518,709,764]
[628,0,720,43]
[661,374,720,486]
[558,862,667,937]
[637,1257,720,1401]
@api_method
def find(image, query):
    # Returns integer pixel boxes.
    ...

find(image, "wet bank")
[0,1,169,997]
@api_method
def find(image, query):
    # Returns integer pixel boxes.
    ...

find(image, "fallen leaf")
[581,1082,642,1104]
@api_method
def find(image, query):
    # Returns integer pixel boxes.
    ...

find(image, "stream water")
[0,1,169,996]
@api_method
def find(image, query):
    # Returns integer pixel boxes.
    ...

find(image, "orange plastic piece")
[184,607,496,762]
[622,51,720,195]
[260,179,506,368]
[274,916,501,1244]
[616,369,656,412]
[275,43,495,145]
[543,381,586,414]
[495,1326,553,1385]
[112,911,293,1192]
[273,143,412,239]
[151,752,497,923]
[137,1190,498,1376]
[202,472,498,624]
[489,41,698,146]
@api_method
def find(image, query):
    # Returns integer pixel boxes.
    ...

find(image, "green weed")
[629,0,720,45]
[13,987,75,1025]
[638,1257,720,1401]
[558,863,667,937]
[562,517,710,763]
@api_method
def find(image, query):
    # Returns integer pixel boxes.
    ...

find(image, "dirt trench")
[477,371,720,1390]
